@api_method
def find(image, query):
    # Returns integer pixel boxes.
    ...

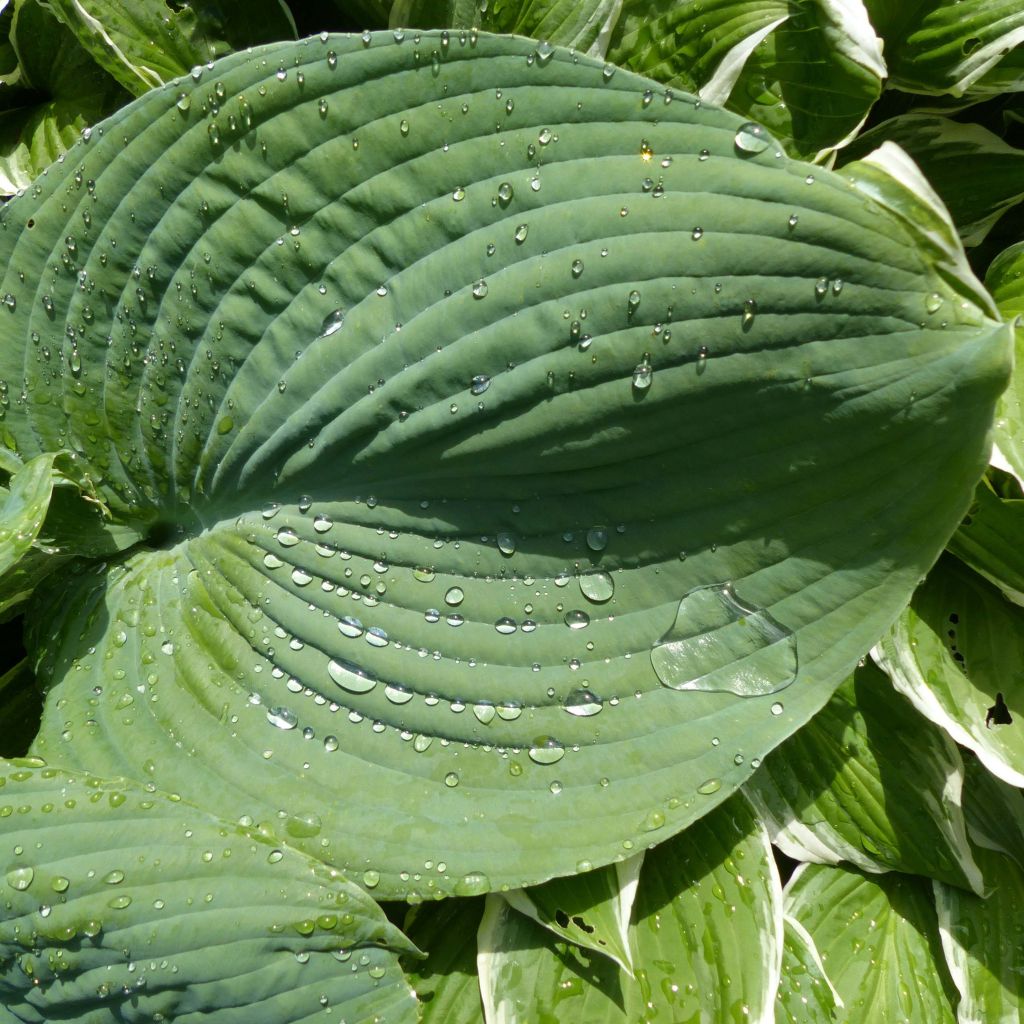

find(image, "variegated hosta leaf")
[479,793,783,1023]
[947,470,1024,606]
[0,760,417,1024]
[724,0,885,162]
[785,863,959,1024]
[44,0,297,97]
[0,31,1009,898]
[503,858,641,973]
[402,898,485,1024]
[985,241,1024,487]
[839,114,1024,246]
[875,555,1024,788]
[775,916,842,1024]
[864,0,1024,97]
[746,660,983,893]
[934,758,1024,1024]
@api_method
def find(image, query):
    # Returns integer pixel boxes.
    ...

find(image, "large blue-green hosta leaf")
[0,760,417,1023]
[0,31,1009,898]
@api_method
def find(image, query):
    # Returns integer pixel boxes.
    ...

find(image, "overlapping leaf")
[785,863,959,1023]
[0,760,417,1023]
[747,661,983,893]
[0,31,1008,897]
[876,555,1024,787]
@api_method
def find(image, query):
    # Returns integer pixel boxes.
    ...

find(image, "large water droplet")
[454,871,490,896]
[734,122,770,154]
[444,586,464,606]
[494,617,517,634]
[564,609,590,630]
[564,687,603,717]
[579,571,614,603]
[651,583,797,696]
[586,527,608,552]
[328,658,378,694]
[338,616,364,638]
[6,866,33,891]
[267,706,298,730]
[320,308,345,336]
[632,355,652,391]
[529,737,565,765]
[470,374,490,395]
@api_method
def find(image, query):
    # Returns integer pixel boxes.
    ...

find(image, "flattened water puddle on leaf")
[651,583,797,697]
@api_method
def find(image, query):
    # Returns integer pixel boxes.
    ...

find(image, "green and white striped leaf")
[402,898,485,1024]
[504,858,640,973]
[840,115,1024,246]
[746,661,983,894]
[0,0,125,194]
[606,0,789,96]
[785,863,958,1024]
[985,241,1024,487]
[865,0,1024,97]
[0,760,417,1024]
[479,793,783,1023]
[876,555,1024,788]
[45,0,297,97]
[775,916,842,1024]
[724,0,885,162]
[935,760,1024,1024]
[947,470,1024,606]
[0,31,1008,898]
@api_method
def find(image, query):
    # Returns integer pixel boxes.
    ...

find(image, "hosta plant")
[0,2,1022,1022]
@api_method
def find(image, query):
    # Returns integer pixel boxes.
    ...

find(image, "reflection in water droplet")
[926,292,944,314]
[528,737,565,765]
[444,772,460,787]
[742,298,757,328]
[6,867,33,891]
[632,356,652,391]
[328,659,377,694]
[586,527,608,551]
[444,587,464,606]
[496,702,523,721]
[473,703,496,724]
[495,617,517,634]
[338,616,364,638]
[276,527,299,547]
[454,871,490,896]
[497,532,516,556]
[472,280,488,299]
[564,609,590,630]
[267,706,298,730]
[734,122,770,154]
[366,626,389,648]
[320,309,345,336]
[698,778,722,795]
[413,733,433,752]
[470,374,490,395]
[384,685,413,704]
[771,701,784,716]
[564,687,603,717]
[579,572,614,603]
[514,223,528,244]
[651,583,797,696]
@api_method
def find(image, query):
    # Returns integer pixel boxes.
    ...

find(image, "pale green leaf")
[876,556,1024,788]
[839,115,1024,245]
[0,760,418,1023]
[865,0,1024,97]
[0,452,61,578]
[479,793,783,1023]
[785,863,958,1024]
[747,660,984,894]
[0,31,1009,898]
[775,916,842,1024]
[504,858,640,973]
[45,0,297,97]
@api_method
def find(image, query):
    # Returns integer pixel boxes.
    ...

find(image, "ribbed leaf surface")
[0,31,1008,897]
[0,760,416,1023]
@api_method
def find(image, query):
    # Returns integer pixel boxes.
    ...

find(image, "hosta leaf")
[947,470,1024,606]
[402,898,484,1023]
[724,0,885,162]
[479,793,783,1023]
[785,864,958,1024]
[985,241,1024,486]
[503,858,640,973]
[961,751,1024,870]
[934,760,1024,1023]
[0,760,417,1023]
[45,0,297,98]
[746,660,983,893]
[0,452,61,578]
[875,555,1024,788]
[839,115,1024,246]
[775,916,842,1024]
[0,31,1009,898]
[0,0,125,195]
[865,0,1024,97]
